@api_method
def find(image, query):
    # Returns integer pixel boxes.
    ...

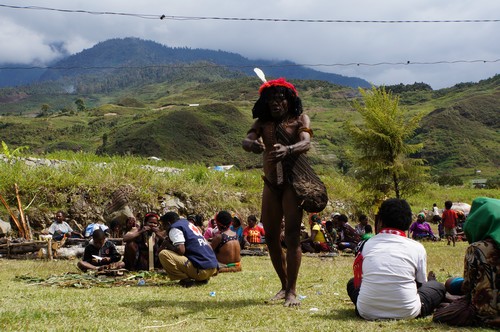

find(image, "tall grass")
[0,151,498,224]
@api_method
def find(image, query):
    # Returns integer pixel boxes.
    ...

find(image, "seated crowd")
[51,196,499,326]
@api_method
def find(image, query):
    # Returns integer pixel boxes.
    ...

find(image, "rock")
[0,218,12,235]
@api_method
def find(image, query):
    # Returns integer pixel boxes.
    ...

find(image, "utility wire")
[1,59,499,71]
[1,4,499,24]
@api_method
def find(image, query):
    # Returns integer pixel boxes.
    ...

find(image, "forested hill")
[1,37,371,89]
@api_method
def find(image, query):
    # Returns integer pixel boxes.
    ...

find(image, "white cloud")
[0,0,499,88]
[0,17,62,64]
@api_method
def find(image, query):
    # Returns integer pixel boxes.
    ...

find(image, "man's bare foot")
[265,289,286,303]
[283,292,301,307]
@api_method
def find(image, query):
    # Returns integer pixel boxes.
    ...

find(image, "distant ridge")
[1,37,371,88]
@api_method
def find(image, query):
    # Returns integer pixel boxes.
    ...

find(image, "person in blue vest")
[158,211,218,287]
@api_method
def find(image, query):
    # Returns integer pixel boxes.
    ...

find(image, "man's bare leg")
[261,185,288,302]
[282,186,303,307]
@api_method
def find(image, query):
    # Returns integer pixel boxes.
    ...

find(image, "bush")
[437,174,464,186]
[486,176,500,189]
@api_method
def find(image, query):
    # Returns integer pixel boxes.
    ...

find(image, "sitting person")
[301,214,335,253]
[434,197,500,328]
[230,214,245,249]
[325,220,338,244]
[159,211,218,287]
[123,212,164,271]
[432,203,442,223]
[48,211,83,240]
[355,214,369,237]
[337,214,361,251]
[243,214,265,245]
[361,224,374,241]
[108,219,122,238]
[210,211,241,272]
[84,220,109,238]
[187,214,204,233]
[409,213,437,240]
[77,229,124,272]
[203,218,218,242]
[346,198,446,320]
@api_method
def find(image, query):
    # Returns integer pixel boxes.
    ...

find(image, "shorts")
[444,227,457,237]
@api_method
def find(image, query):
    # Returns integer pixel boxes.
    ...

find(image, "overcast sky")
[1,0,499,89]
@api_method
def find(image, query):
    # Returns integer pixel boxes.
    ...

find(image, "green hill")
[0,66,498,182]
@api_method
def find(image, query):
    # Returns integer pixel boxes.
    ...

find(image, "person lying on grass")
[347,198,446,320]
[77,229,124,272]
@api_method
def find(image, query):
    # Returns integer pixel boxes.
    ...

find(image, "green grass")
[0,241,492,331]
[0,152,498,228]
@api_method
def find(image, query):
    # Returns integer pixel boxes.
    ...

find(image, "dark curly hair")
[252,85,303,121]
[215,210,233,227]
[377,198,413,231]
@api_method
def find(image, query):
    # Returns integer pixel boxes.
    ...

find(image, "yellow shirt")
[312,224,326,243]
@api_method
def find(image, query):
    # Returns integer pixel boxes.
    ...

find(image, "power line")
[1,59,499,71]
[1,4,499,24]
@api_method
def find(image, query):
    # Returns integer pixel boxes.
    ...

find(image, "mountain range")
[0,38,498,183]
[0,37,371,89]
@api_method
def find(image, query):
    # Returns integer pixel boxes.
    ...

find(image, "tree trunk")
[393,173,400,199]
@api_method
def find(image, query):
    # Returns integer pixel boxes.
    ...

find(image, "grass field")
[0,239,493,332]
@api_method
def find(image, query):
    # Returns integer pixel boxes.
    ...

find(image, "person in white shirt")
[48,211,83,240]
[346,198,446,320]
[432,203,442,223]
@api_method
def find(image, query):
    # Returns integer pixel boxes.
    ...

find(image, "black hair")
[232,215,241,227]
[215,211,233,227]
[445,200,453,209]
[338,214,348,223]
[110,219,120,230]
[160,211,180,225]
[378,198,413,231]
[247,215,258,223]
[364,224,373,234]
[194,214,204,227]
[359,214,368,222]
[252,86,303,121]
[92,228,106,241]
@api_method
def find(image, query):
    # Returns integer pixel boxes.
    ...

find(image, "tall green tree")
[75,98,85,112]
[346,86,428,199]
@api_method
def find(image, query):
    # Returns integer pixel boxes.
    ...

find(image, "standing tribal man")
[243,78,315,307]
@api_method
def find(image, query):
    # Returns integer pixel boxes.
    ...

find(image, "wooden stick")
[148,234,154,271]
[47,239,53,260]
[14,184,30,240]
[25,215,33,241]
[7,239,11,259]
[0,193,24,238]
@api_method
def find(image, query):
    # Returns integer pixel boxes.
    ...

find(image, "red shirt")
[243,225,265,244]
[442,209,458,229]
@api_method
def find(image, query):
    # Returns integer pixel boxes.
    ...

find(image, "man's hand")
[251,139,265,154]
[270,143,288,161]
[101,257,111,264]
